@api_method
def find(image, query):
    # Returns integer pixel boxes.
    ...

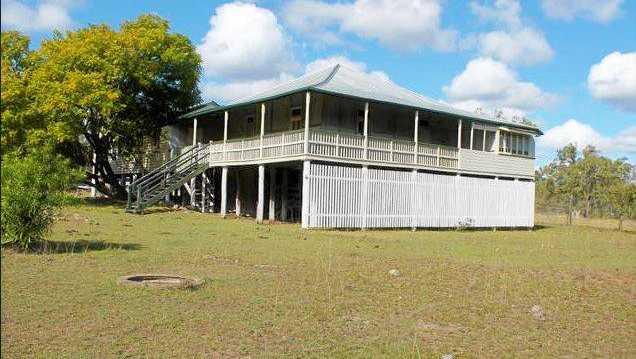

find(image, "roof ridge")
[226,66,334,105]
[313,64,340,88]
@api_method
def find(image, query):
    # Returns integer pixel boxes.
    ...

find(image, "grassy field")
[2,201,635,358]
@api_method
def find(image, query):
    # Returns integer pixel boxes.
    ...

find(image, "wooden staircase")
[126,145,209,213]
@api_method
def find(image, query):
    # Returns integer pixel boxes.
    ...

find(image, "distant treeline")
[535,144,635,230]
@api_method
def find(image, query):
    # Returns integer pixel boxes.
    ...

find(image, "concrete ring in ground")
[118,274,203,289]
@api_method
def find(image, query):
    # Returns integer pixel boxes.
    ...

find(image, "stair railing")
[127,144,209,213]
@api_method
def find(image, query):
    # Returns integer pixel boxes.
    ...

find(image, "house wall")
[459,149,535,177]
[305,162,534,228]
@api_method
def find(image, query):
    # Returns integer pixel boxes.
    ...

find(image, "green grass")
[2,201,635,358]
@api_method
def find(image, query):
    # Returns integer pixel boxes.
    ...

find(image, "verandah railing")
[307,130,458,168]
[204,128,459,169]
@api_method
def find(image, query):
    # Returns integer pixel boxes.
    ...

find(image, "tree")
[607,181,636,231]
[1,147,82,250]
[0,31,38,153]
[535,143,633,224]
[27,15,202,198]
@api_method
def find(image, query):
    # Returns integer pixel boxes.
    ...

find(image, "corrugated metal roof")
[181,64,541,133]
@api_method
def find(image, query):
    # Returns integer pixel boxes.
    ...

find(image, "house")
[126,64,541,229]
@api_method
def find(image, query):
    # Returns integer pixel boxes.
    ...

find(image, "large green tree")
[1,31,37,153]
[27,15,202,197]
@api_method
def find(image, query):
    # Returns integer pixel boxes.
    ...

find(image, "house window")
[499,130,531,156]
[357,109,365,135]
[244,115,257,136]
[472,129,484,151]
[484,130,496,152]
[461,124,471,149]
[290,107,302,130]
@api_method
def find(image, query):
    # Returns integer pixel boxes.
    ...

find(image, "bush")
[1,149,81,250]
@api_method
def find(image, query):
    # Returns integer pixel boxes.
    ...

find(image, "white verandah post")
[223,111,228,160]
[413,110,419,164]
[190,118,198,207]
[303,91,311,155]
[469,122,474,150]
[457,119,462,149]
[301,92,311,229]
[260,103,265,158]
[495,129,500,153]
[363,102,369,160]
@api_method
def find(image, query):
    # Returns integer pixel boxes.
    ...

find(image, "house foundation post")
[235,169,241,216]
[361,165,369,230]
[221,166,228,217]
[269,167,276,222]
[201,169,207,213]
[301,160,310,228]
[281,168,288,221]
[411,169,417,231]
[257,165,265,224]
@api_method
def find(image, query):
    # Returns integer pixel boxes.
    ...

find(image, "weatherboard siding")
[459,149,534,177]
[306,163,535,229]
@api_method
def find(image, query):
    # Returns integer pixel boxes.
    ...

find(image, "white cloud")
[197,2,298,81]
[202,73,296,103]
[203,54,390,103]
[443,57,557,115]
[470,0,522,28]
[305,55,390,82]
[476,28,554,66]
[587,51,636,112]
[541,0,623,23]
[468,0,554,66]
[1,0,75,32]
[538,119,636,154]
[283,0,458,52]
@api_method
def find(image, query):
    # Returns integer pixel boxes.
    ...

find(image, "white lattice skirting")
[306,163,534,228]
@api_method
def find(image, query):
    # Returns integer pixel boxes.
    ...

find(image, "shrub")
[1,149,81,250]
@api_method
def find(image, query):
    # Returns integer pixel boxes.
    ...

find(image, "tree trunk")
[567,195,574,225]
[84,131,127,200]
[618,216,623,232]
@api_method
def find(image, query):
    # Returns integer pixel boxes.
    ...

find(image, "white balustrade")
[207,128,458,170]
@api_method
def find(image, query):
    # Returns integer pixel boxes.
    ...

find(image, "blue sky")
[2,0,635,165]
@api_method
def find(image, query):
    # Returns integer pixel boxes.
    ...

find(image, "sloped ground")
[2,201,635,358]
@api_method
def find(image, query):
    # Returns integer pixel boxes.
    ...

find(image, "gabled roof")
[181,64,541,134]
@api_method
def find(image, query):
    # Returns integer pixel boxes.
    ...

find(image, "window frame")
[290,106,302,130]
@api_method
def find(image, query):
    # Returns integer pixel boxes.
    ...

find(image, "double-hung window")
[290,107,302,130]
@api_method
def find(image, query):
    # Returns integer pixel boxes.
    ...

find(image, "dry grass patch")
[2,202,635,357]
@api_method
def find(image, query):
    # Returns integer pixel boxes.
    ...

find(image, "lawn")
[2,201,635,358]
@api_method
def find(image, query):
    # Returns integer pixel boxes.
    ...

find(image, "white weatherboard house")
[126,64,541,229]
